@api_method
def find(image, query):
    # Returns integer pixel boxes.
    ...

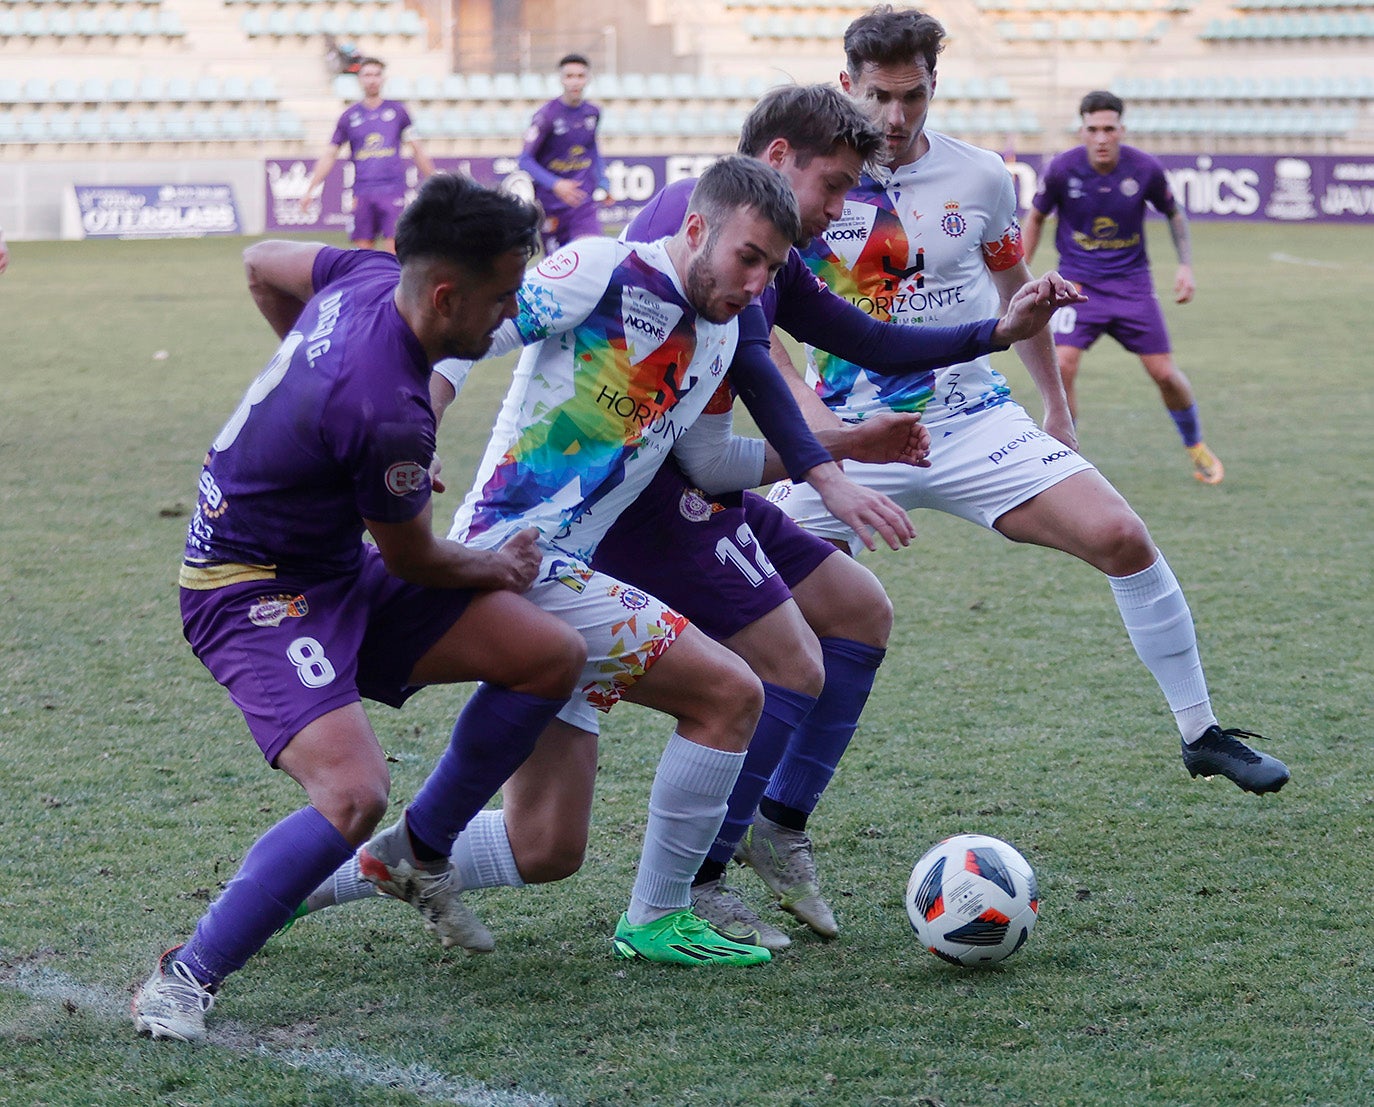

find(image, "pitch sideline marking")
[1268,251,1344,270]
[1,963,559,1107]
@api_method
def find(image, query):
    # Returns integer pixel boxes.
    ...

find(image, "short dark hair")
[844,5,946,77]
[1080,90,1125,117]
[357,57,385,71]
[686,155,802,245]
[395,174,541,277]
[737,83,882,165]
[558,53,590,70]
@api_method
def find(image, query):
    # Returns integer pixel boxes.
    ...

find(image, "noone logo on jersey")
[822,205,878,268]
[621,285,683,365]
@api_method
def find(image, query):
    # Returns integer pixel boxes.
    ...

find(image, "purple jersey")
[330,100,413,193]
[519,97,603,215]
[183,247,435,582]
[1032,144,1178,290]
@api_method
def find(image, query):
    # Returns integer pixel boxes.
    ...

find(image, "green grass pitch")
[1,222,1371,1106]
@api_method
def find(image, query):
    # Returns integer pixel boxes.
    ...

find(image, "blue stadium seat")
[77,112,105,142]
[0,12,17,41]
[165,76,194,102]
[129,8,156,36]
[80,76,108,103]
[248,74,278,100]
[0,78,19,106]
[52,77,80,104]
[397,8,424,36]
[105,109,135,141]
[23,76,51,104]
[440,73,467,98]
[219,110,249,140]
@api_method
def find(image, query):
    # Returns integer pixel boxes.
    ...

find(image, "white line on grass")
[1269,251,1345,269]
[1,964,559,1107]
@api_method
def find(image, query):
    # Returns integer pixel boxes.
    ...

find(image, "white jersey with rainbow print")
[449,236,737,562]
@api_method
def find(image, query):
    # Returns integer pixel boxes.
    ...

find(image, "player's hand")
[552,179,588,207]
[838,411,932,468]
[428,456,446,495]
[490,527,544,593]
[807,463,916,552]
[1042,409,1078,453]
[1174,265,1195,305]
[993,272,1086,345]
[297,193,313,214]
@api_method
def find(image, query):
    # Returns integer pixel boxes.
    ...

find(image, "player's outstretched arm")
[366,506,543,593]
[244,240,327,338]
[804,463,916,552]
[992,271,1086,346]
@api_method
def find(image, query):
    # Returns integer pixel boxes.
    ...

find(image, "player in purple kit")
[131,174,586,1043]
[1023,90,1224,484]
[518,53,608,255]
[299,57,436,252]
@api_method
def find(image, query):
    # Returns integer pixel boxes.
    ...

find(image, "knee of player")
[523,625,589,699]
[715,660,765,730]
[316,777,391,845]
[1099,511,1157,575]
[517,838,587,884]
[844,577,894,647]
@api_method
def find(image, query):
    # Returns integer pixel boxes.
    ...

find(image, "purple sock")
[404,685,567,858]
[764,637,885,819]
[1170,404,1202,448]
[177,805,352,987]
[703,682,817,868]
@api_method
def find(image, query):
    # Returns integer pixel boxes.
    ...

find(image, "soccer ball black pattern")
[906,833,1039,966]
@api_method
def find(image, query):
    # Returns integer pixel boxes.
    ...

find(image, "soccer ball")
[905,833,1039,966]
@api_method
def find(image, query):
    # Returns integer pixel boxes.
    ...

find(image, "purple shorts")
[180,545,474,764]
[1050,279,1172,355]
[350,189,406,243]
[591,464,837,641]
[541,201,602,253]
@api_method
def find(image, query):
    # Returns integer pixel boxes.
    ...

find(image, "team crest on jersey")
[621,285,682,365]
[536,249,579,280]
[385,461,427,496]
[940,201,968,238]
[543,558,594,593]
[677,487,721,523]
[248,593,309,627]
[608,584,651,611]
[1120,177,1140,197]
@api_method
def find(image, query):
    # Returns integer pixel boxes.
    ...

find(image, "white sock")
[627,733,745,926]
[305,855,377,912]
[449,809,525,890]
[1108,553,1219,743]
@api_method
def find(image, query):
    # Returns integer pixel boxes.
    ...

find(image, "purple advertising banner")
[266,154,717,235]
[1006,152,1374,222]
[267,152,1374,232]
[75,183,242,239]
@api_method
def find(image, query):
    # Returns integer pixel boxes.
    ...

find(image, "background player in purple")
[131,175,586,1043]
[298,56,436,253]
[518,52,608,256]
[1023,90,1224,485]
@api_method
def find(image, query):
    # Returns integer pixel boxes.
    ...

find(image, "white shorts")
[766,402,1095,550]
[524,551,689,734]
